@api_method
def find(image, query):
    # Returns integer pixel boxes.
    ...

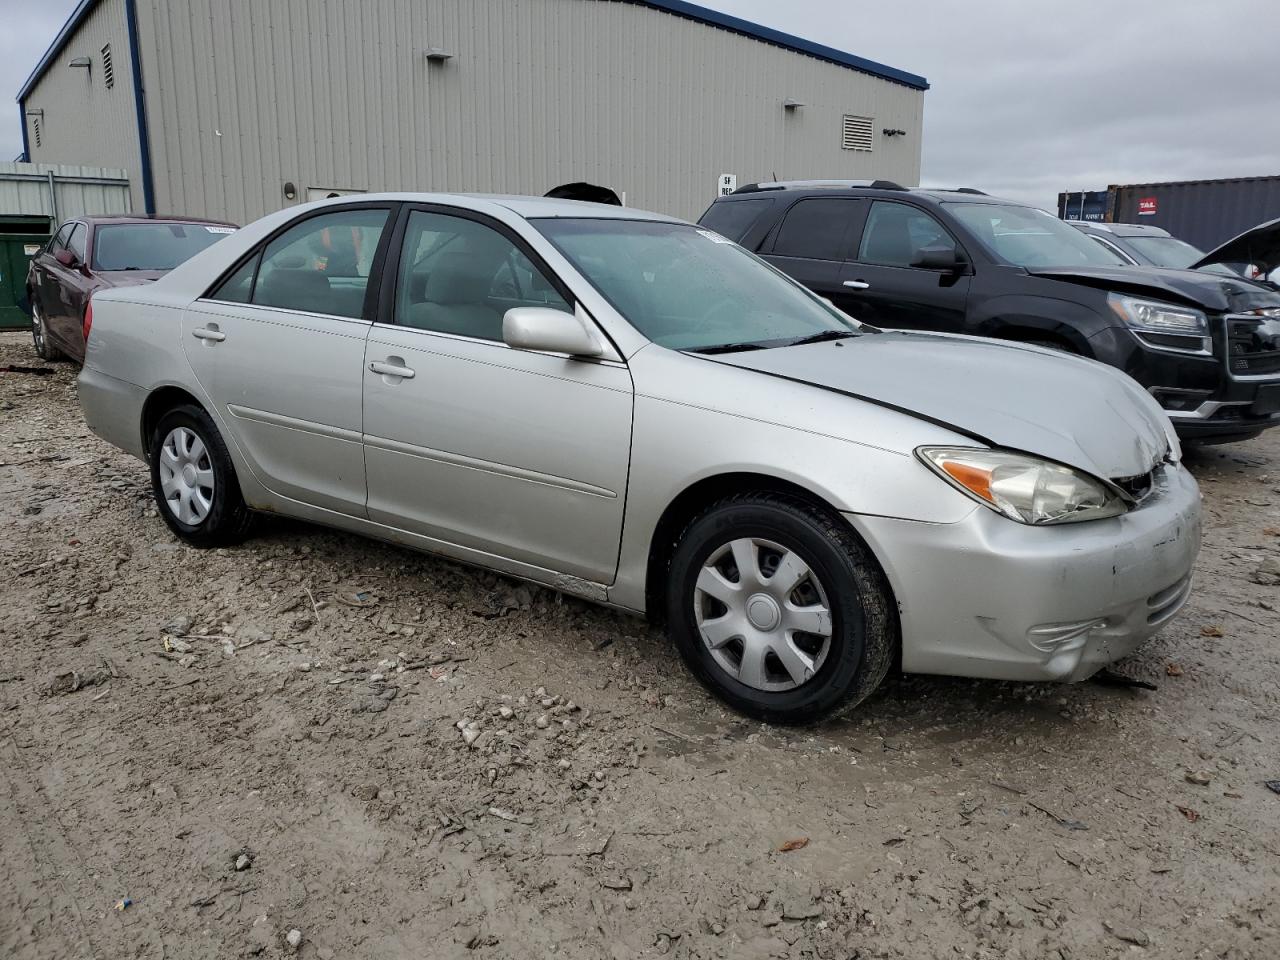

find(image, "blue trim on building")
[17,101,30,162]
[630,1,928,90]
[124,0,156,214]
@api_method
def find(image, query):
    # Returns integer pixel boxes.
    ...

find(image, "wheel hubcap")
[693,537,833,693]
[158,426,215,525]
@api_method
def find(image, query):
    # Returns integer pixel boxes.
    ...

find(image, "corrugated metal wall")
[0,162,132,223]
[19,0,145,214]
[1110,176,1280,250]
[134,0,924,224]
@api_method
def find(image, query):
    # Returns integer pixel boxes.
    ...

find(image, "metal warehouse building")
[17,0,927,225]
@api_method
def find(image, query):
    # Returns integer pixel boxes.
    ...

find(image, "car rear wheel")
[31,299,61,361]
[149,405,253,547]
[666,493,896,724]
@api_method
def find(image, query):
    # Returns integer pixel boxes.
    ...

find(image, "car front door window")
[66,224,87,264]
[858,201,956,268]
[394,211,570,341]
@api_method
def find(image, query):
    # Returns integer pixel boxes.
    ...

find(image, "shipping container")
[1058,175,1280,251]
[1057,190,1108,222]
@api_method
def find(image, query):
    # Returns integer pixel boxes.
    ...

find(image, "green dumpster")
[0,216,53,330]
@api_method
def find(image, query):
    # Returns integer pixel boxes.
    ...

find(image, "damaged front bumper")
[850,462,1202,682]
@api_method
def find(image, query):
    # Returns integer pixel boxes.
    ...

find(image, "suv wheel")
[149,405,253,547]
[666,493,896,724]
[31,299,61,361]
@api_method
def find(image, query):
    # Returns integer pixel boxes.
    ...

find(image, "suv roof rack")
[732,179,907,194]
[950,187,987,195]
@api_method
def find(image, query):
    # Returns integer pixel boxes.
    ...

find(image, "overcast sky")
[4,0,1278,209]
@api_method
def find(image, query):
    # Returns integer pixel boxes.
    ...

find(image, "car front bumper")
[850,463,1201,683]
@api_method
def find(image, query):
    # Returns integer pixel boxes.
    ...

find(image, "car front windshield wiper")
[785,329,860,347]
[688,341,770,355]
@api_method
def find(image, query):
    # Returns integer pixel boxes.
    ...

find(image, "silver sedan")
[78,194,1201,723]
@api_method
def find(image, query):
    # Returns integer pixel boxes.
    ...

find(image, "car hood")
[710,332,1171,480]
[1189,216,1280,275]
[1026,264,1280,312]
[97,270,168,286]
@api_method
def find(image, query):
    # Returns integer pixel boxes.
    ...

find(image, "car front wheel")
[666,493,896,724]
[149,405,253,547]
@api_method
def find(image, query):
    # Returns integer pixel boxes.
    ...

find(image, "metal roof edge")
[17,0,932,102]
[16,0,99,102]
[629,0,929,90]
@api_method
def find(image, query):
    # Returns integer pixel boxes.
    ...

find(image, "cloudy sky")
[4,0,1278,209]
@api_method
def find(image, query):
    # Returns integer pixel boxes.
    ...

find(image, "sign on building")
[718,174,737,197]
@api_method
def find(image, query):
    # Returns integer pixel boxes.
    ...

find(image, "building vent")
[102,43,114,88]
[32,116,41,149]
[841,115,874,152]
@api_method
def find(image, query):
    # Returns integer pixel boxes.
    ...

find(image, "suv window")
[698,198,775,244]
[394,210,570,341]
[857,201,954,267]
[771,199,858,261]
[249,208,390,318]
[66,223,87,262]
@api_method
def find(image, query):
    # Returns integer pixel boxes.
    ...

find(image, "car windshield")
[92,222,234,271]
[531,218,858,351]
[948,203,1128,268]
[1123,235,1205,269]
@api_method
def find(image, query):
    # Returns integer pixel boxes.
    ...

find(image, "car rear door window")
[250,208,390,319]
[857,201,956,268]
[698,198,775,244]
[209,254,259,303]
[47,223,73,253]
[392,210,570,342]
[66,224,87,263]
[771,199,859,261]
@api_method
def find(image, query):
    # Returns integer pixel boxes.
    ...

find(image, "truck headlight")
[917,447,1128,525]
[1108,294,1210,354]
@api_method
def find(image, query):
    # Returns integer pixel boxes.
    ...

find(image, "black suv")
[699,181,1280,443]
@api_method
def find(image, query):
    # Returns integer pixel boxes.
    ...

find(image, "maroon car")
[26,214,237,362]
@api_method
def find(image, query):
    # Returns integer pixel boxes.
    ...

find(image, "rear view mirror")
[912,245,963,271]
[503,306,603,357]
[54,249,78,268]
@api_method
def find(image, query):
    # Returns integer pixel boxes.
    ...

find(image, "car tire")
[31,299,62,361]
[149,404,254,548]
[666,493,896,725]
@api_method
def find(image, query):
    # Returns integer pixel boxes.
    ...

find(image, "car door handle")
[369,360,415,380]
[192,327,226,342]
[842,280,871,290]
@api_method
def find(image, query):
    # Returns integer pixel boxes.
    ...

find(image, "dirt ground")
[1,329,1277,960]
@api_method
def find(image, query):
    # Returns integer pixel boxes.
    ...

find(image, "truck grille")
[1225,315,1280,377]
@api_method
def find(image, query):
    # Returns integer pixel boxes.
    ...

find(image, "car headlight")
[1108,293,1210,354]
[917,447,1128,525]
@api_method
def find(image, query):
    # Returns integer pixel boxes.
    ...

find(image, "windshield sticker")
[696,229,733,244]
[205,226,236,234]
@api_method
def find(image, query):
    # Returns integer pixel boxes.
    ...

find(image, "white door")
[361,207,633,582]
[182,205,393,515]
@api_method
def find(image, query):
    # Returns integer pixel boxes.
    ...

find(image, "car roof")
[76,214,239,228]
[293,192,686,223]
[1067,221,1172,238]
[716,182,1028,207]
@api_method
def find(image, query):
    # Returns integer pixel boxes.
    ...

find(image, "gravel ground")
[1,329,1277,960]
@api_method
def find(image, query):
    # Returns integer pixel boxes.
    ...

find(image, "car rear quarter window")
[67,224,87,262]
[771,198,860,261]
[697,198,774,244]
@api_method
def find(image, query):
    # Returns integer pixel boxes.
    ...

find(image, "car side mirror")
[54,249,78,268]
[912,245,963,271]
[503,306,603,358]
